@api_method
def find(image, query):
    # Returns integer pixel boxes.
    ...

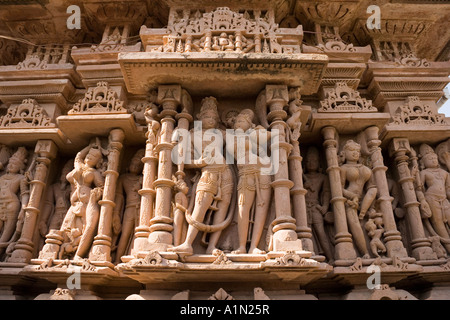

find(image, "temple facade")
[0,0,449,300]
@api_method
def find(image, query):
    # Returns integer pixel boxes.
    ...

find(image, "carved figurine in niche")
[212,33,235,51]
[59,138,106,261]
[169,97,235,255]
[112,149,144,264]
[222,109,272,255]
[39,160,74,241]
[59,228,82,259]
[303,146,334,262]
[0,147,30,257]
[339,140,377,259]
[172,175,189,247]
[365,218,386,258]
[436,138,450,172]
[416,144,450,253]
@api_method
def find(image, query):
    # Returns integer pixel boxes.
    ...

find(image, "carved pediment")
[151,6,301,54]
[68,82,126,115]
[0,99,55,128]
[390,96,447,126]
[319,82,376,113]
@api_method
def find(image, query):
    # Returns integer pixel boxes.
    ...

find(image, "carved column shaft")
[148,86,180,250]
[89,129,125,262]
[364,127,409,260]
[322,126,356,261]
[266,85,302,252]
[9,140,57,263]
[132,121,158,255]
[389,138,436,261]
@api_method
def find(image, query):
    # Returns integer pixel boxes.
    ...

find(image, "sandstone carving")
[0,0,449,302]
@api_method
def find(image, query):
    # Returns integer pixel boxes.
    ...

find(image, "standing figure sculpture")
[339,140,377,259]
[416,143,450,253]
[303,146,334,262]
[39,160,74,240]
[228,109,272,255]
[0,147,30,257]
[59,139,105,261]
[169,97,234,256]
[112,149,145,263]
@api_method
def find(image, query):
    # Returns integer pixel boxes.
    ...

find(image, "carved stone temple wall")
[0,0,449,300]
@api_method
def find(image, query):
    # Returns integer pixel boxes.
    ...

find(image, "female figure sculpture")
[169,97,234,256]
[339,140,377,259]
[228,109,272,254]
[0,147,30,256]
[59,139,105,260]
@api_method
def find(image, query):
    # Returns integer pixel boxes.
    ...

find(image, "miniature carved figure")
[365,218,387,258]
[340,140,377,258]
[113,149,145,263]
[169,97,235,255]
[303,146,334,262]
[59,139,105,260]
[0,147,30,257]
[172,175,189,247]
[59,228,82,260]
[226,109,272,254]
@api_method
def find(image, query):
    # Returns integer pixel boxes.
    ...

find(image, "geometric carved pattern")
[0,98,55,128]
[319,82,377,112]
[68,81,126,115]
[391,96,447,126]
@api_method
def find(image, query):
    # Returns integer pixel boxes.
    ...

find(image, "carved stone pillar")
[89,129,125,262]
[266,85,302,252]
[322,126,357,261]
[364,127,409,261]
[289,129,314,252]
[388,138,437,261]
[147,85,180,250]
[132,105,159,256]
[8,140,57,263]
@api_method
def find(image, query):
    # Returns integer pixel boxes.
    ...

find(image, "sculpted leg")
[114,207,135,263]
[232,188,255,254]
[207,183,233,254]
[169,190,214,254]
[346,206,369,258]
[248,186,271,254]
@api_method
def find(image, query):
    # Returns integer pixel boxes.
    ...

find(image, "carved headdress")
[8,147,28,172]
[197,96,220,122]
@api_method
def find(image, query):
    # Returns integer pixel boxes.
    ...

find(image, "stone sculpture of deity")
[0,147,30,257]
[226,109,272,255]
[339,140,377,259]
[58,138,105,261]
[303,146,334,262]
[112,149,145,263]
[417,143,450,253]
[169,97,235,256]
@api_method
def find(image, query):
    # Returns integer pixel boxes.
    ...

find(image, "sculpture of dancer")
[169,97,235,256]
[339,140,377,259]
[303,146,334,262]
[0,147,30,256]
[112,149,144,263]
[59,138,105,261]
[416,144,450,253]
[365,218,386,258]
[227,109,272,255]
